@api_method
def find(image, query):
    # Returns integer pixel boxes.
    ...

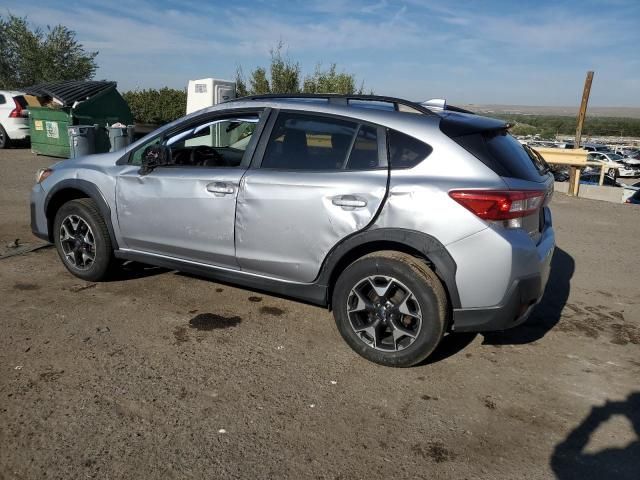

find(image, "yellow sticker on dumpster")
[34,120,43,131]
[45,121,59,139]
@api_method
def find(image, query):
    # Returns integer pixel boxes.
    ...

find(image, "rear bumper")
[2,119,30,140]
[452,275,543,331]
[451,208,555,332]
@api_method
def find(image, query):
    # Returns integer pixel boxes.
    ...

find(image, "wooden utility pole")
[575,71,594,148]
[569,71,594,195]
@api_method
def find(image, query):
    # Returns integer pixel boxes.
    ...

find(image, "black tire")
[332,251,448,367]
[0,124,9,149]
[53,198,115,281]
[608,168,616,178]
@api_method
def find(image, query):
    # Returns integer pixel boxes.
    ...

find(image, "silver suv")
[31,94,555,367]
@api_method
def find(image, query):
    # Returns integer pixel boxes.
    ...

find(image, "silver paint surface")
[235,169,387,282]
[30,97,556,312]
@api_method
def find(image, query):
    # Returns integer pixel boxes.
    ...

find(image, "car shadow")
[481,247,575,346]
[421,331,478,365]
[107,260,170,281]
[550,392,640,480]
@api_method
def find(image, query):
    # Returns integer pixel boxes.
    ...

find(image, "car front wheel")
[332,251,448,367]
[53,198,115,281]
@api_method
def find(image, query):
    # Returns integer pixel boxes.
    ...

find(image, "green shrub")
[122,88,187,125]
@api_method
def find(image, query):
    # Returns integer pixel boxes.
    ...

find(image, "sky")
[3,0,639,106]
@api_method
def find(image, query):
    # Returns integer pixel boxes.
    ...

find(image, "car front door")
[235,110,389,283]
[116,110,265,268]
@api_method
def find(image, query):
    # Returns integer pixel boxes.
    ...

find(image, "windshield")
[609,154,623,160]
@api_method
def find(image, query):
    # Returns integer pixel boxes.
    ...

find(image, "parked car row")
[585,152,640,177]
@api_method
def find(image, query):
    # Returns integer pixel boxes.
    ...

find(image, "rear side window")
[453,130,547,181]
[0,94,5,105]
[346,125,379,170]
[387,129,432,169]
[262,112,382,170]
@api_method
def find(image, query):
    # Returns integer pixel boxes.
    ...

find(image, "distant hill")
[462,105,640,119]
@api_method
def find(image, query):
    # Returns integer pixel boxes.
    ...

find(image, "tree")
[0,14,97,89]
[303,63,364,94]
[236,42,366,96]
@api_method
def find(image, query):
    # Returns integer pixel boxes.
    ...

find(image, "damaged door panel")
[116,166,244,268]
[234,111,389,283]
[235,169,388,282]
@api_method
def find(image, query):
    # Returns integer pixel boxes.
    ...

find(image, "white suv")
[0,90,29,148]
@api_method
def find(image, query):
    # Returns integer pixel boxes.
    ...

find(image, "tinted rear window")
[452,130,547,182]
[13,96,28,108]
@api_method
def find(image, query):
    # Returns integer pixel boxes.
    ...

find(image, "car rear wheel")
[608,168,617,177]
[332,251,447,367]
[53,199,115,281]
[0,125,9,149]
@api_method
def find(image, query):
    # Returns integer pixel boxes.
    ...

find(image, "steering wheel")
[190,145,226,166]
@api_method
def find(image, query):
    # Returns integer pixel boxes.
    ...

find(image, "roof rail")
[231,93,439,116]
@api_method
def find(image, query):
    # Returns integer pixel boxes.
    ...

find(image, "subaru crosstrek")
[31,94,555,367]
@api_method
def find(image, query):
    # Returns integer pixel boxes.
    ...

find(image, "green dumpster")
[25,80,134,158]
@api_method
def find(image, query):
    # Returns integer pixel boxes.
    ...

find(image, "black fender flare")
[44,179,119,249]
[316,228,460,309]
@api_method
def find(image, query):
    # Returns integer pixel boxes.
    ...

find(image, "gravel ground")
[1,148,639,480]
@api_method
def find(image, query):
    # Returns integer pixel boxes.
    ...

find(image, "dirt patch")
[412,442,456,463]
[68,283,97,292]
[13,282,40,291]
[558,303,637,344]
[215,288,224,293]
[188,313,242,331]
[484,397,497,410]
[248,296,262,303]
[39,370,64,382]
[173,326,189,345]
[260,306,285,316]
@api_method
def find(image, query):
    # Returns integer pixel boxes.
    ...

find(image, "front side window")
[130,136,161,165]
[128,114,259,167]
[165,115,259,167]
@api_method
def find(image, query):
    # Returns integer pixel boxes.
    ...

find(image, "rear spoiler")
[421,98,475,115]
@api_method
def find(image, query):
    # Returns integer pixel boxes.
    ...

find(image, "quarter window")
[387,129,432,169]
[0,94,5,105]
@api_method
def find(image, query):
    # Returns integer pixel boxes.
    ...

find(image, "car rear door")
[235,110,389,283]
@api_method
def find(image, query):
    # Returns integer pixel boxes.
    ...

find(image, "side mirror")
[139,144,171,175]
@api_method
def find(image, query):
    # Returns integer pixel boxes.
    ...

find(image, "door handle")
[332,195,367,209]
[206,182,235,195]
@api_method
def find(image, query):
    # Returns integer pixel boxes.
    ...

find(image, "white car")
[0,90,29,148]
[587,152,640,177]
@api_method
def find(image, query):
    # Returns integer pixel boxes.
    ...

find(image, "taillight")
[449,190,546,221]
[9,98,25,118]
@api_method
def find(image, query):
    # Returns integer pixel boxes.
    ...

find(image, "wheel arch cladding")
[44,179,119,249]
[320,228,460,310]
